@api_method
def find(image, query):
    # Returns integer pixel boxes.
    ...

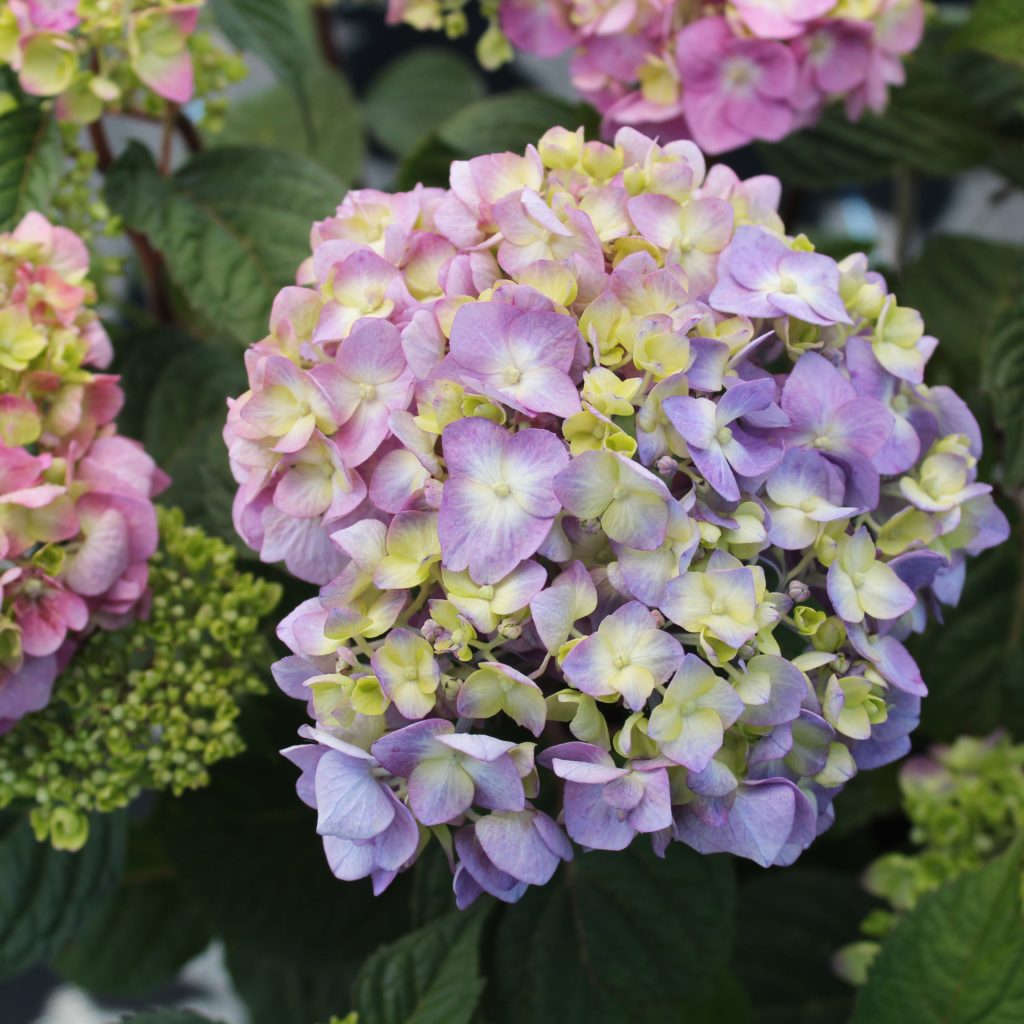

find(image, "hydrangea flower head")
[387,0,925,152]
[0,213,168,730]
[226,126,1006,905]
[0,1,243,124]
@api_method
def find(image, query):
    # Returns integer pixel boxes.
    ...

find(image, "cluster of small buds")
[0,1,245,124]
[0,212,168,730]
[0,506,281,851]
[224,124,1007,904]
[835,732,1024,984]
[387,0,925,152]
[385,0,512,70]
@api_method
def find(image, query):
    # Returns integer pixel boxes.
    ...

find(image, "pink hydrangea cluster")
[0,213,167,730]
[389,0,926,153]
[225,125,1006,903]
[0,1,203,120]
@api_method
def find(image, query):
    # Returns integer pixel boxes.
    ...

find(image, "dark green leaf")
[54,852,210,997]
[395,134,461,191]
[110,324,246,547]
[227,944,357,1024]
[439,91,599,157]
[736,868,877,1024]
[914,540,1024,740]
[758,32,1024,187]
[352,911,487,1024]
[366,49,486,157]
[210,0,312,113]
[142,344,246,545]
[953,0,1024,69]
[487,844,735,1024]
[0,105,62,230]
[220,62,363,184]
[162,750,413,970]
[0,811,126,979]
[984,293,1024,487]
[105,143,343,344]
[900,235,1024,386]
[852,841,1024,1023]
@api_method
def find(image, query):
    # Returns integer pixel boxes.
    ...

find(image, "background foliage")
[1,1,1022,1022]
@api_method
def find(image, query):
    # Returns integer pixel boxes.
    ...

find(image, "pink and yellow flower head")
[0,1,231,123]
[0,213,167,730]
[227,126,1006,903]
[389,0,926,152]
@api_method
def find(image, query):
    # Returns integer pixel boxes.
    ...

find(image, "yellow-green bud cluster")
[835,733,1024,984]
[0,507,281,851]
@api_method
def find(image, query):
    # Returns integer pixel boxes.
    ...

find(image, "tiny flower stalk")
[224,126,1006,905]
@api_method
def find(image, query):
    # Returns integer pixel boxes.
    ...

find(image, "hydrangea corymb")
[387,0,925,152]
[225,125,1007,905]
[0,213,167,731]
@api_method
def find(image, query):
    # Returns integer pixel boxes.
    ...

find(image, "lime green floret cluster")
[0,507,281,851]
[837,733,1024,984]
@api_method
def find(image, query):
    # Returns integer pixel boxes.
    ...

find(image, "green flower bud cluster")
[835,733,1024,984]
[383,0,513,69]
[51,128,124,274]
[0,507,281,852]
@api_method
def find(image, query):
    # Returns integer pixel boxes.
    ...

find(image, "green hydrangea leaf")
[953,0,1024,69]
[227,944,359,1024]
[366,49,486,157]
[758,32,1024,187]
[487,843,735,1024]
[0,104,62,230]
[900,235,1024,388]
[220,61,363,184]
[105,143,343,344]
[0,811,126,979]
[983,292,1024,487]
[53,835,211,997]
[913,540,1024,740]
[162,744,414,973]
[351,910,487,1024]
[735,868,877,1024]
[210,0,313,119]
[438,90,600,158]
[852,840,1024,1024]
[395,134,461,191]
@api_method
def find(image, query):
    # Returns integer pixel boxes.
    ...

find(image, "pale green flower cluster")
[835,732,1024,984]
[0,507,281,850]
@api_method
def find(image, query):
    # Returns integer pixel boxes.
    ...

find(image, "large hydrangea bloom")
[226,125,1006,904]
[387,0,925,153]
[0,213,167,730]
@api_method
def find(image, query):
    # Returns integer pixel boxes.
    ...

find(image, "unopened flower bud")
[423,478,444,509]
[812,617,847,652]
[787,579,811,603]
[656,455,678,478]
[497,619,522,640]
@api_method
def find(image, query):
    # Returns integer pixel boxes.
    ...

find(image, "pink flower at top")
[676,17,798,154]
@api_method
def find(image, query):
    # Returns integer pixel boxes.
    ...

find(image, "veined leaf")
[0,811,126,979]
[366,49,485,157]
[351,910,488,1024]
[105,143,343,344]
[852,841,1024,1023]
[0,104,62,230]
